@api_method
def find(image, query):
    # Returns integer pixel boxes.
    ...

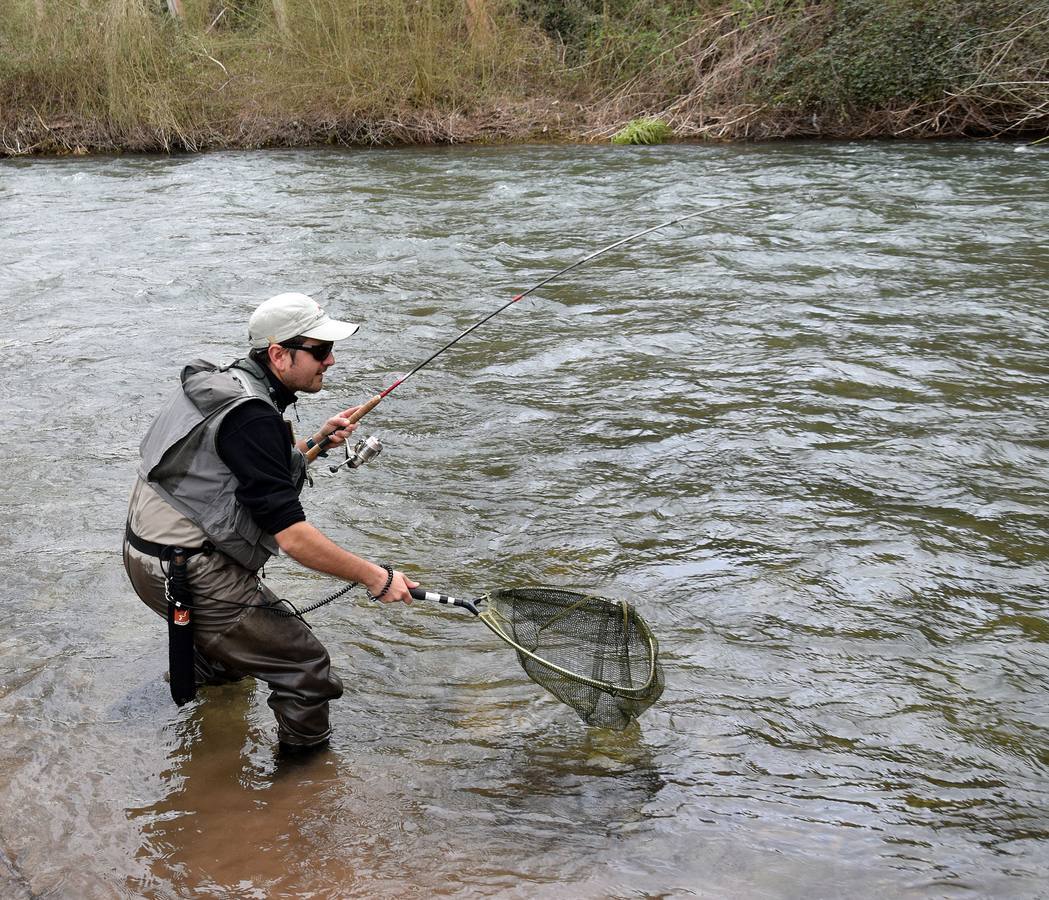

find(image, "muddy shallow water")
[0,141,1047,898]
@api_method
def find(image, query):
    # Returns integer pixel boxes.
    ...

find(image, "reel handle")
[305,392,384,463]
[409,586,480,616]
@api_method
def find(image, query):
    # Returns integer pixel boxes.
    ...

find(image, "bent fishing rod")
[306,199,750,472]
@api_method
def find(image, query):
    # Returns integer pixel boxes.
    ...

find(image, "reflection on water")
[126,681,670,896]
[0,141,1047,897]
[129,684,352,895]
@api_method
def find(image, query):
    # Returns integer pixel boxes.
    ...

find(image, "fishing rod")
[306,199,751,471]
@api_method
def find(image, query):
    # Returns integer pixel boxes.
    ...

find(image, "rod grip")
[305,392,384,462]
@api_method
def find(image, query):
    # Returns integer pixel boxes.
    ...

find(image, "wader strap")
[166,547,196,707]
[124,521,214,561]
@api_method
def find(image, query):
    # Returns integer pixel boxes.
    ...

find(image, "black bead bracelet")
[368,564,394,601]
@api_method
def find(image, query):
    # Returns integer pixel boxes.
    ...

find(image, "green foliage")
[205,0,269,31]
[611,116,673,143]
[762,0,970,115]
[728,0,808,28]
[517,0,706,81]
[514,0,602,56]
[949,0,1049,134]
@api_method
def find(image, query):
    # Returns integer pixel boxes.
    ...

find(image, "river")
[0,141,1046,898]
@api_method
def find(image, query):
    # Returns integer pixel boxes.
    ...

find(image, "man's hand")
[319,405,363,448]
[367,568,417,605]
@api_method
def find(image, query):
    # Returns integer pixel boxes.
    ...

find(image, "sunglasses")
[280,340,334,362]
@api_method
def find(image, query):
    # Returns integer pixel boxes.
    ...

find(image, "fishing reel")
[330,434,383,474]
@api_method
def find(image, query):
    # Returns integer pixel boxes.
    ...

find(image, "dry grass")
[584,1,1049,142]
[0,0,564,154]
[1,0,1046,155]
[896,7,1049,139]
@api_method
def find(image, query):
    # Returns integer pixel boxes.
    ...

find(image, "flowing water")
[0,141,1046,898]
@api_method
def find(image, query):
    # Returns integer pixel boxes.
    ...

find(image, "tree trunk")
[273,0,288,34]
[166,0,184,18]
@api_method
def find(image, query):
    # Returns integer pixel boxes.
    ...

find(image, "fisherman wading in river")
[123,292,416,754]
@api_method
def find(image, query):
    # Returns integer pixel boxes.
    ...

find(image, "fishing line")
[307,198,752,468]
[286,200,769,621]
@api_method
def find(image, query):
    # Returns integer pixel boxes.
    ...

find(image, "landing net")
[479,587,664,730]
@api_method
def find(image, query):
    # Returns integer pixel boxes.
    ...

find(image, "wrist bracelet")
[368,564,394,601]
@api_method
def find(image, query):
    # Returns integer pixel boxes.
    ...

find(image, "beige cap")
[248,293,359,348]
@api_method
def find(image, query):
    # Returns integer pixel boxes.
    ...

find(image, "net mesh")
[479,587,664,730]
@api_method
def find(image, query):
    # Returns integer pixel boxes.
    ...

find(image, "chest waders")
[124,523,215,705]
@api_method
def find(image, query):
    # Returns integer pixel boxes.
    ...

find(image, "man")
[123,292,415,753]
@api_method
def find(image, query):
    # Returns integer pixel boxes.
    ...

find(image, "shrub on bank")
[753,0,1048,137]
[564,0,1049,139]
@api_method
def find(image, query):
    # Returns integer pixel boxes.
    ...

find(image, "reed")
[0,0,561,153]
[2,1,225,152]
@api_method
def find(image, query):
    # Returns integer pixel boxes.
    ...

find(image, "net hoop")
[477,589,661,698]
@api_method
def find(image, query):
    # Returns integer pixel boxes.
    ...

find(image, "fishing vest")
[137,356,307,571]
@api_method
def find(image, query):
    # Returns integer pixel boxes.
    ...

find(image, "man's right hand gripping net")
[415,585,664,730]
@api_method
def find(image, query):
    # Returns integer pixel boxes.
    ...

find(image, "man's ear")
[267,343,288,371]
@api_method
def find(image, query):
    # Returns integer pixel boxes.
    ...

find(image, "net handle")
[408,585,481,616]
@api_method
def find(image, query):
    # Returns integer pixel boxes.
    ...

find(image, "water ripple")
[0,141,1047,898]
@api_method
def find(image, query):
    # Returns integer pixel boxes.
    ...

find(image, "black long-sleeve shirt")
[216,366,306,536]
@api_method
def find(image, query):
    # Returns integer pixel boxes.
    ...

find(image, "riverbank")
[2,0,1046,156]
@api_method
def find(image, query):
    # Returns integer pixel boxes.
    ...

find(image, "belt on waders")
[125,522,214,707]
